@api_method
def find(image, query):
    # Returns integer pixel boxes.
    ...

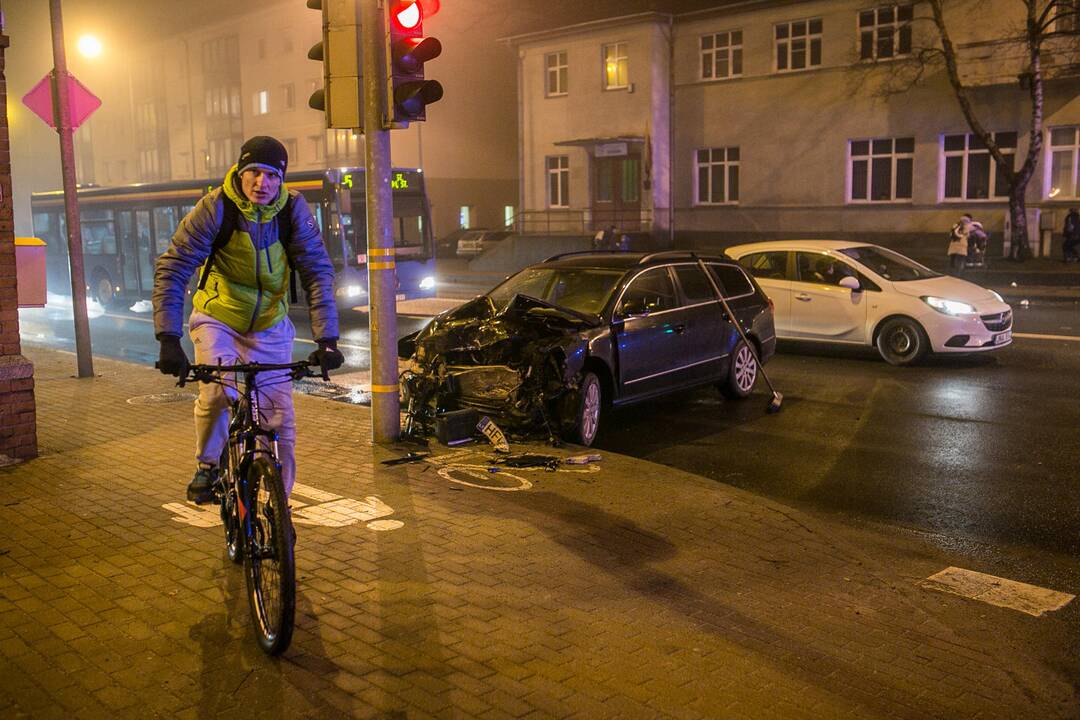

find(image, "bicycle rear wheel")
[219,446,242,565]
[242,456,296,655]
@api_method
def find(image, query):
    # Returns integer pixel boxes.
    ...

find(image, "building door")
[592,153,641,231]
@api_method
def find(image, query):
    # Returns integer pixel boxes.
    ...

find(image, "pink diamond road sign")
[22,71,101,130]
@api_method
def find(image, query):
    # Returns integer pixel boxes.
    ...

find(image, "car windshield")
[838,245,941,282]
[487,267,624,317]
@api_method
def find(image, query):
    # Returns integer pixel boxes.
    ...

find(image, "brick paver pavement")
[0,347,1076,719]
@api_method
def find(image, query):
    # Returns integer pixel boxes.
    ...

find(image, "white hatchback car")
[726,241,1013,365]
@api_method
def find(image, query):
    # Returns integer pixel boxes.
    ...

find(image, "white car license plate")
[993,330,1011,345]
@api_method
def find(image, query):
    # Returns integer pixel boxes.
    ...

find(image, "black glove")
[157,335,190,377]
[308,338,344,374]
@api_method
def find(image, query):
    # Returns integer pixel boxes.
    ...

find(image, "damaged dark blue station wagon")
[398,251,777,447]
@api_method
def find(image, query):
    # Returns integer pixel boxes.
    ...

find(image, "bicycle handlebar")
[156,359,329,386]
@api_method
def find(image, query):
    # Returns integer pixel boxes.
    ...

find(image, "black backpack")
[196,190,299,303]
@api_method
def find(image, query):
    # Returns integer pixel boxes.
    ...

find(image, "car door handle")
[795,293,812,302]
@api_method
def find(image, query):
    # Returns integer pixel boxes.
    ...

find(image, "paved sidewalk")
[0,347,1076,719]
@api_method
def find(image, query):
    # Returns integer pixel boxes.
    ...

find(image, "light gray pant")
[190,311,297,495]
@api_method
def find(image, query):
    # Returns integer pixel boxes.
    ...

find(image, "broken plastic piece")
[477,415,511,453]
[381,452,430,466]
[564,454,601,465]
[494,453,561,470]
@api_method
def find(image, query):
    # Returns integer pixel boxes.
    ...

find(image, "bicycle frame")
[224,369,282,527]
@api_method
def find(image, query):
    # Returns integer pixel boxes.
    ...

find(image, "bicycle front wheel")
[242,456,296,656]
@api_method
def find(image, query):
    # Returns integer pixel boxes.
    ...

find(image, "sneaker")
[187,466,219,505]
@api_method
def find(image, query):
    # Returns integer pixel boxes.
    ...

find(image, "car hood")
[887,275,1004,308]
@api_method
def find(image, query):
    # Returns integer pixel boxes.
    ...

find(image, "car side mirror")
[838,276,861,291]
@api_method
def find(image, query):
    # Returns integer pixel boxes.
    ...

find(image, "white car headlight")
[419,276,436,290]
[346,285,365,298]
[922,296,977,316]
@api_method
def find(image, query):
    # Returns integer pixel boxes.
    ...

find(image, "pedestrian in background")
[592,224,617,251]
[1063,207,1080,263]
[947,213,972,274]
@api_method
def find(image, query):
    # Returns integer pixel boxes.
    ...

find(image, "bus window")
[153,207,178,255]
[80,208,117,255]
[33,212,65,254]
[393,195,426,255]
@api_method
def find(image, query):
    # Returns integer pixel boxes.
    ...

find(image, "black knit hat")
[237,136,288,178]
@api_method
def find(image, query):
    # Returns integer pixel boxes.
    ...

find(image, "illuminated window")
[695,147,739,205]
[545,51,568,96]
[849,137,913,202]
[459,206,473,229]
[859,5,913,60]
[602,42,628,89]
[775,19,822,72]
[701,31,742,80]
[1049,126,1080,199]
[942,132,1015,201]
[253,90,270,116]
[504,205,516,228]
[546,156,570,208]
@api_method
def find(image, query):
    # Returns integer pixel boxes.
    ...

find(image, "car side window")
[672,265,715,304]
[708,264,754,299]
[739,251,789,280]
[796,252,860,287]
[618,268,678,316]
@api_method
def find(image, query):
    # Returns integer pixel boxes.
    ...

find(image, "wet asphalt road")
[18,296,1080,589]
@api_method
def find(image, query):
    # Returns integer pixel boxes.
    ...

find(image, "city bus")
[29,167,437,309]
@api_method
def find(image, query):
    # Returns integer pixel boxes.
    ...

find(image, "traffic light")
[386,0,443,125]
[307,0,363,130]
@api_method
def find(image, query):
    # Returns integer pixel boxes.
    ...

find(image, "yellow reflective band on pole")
[368,248,395,256]
[369,261,395,270]
[369,384,399,393]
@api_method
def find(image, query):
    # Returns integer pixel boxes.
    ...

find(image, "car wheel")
[567,372,601,447]
[720,339,758,399]
[876,317,929,366]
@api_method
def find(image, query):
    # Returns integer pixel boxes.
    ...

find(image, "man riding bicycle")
[153,136,343,504]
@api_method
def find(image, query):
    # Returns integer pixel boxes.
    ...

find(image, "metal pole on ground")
[48,0,93,378]
[360,0,399,443]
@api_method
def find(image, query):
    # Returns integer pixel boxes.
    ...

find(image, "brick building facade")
[0,14,39,463]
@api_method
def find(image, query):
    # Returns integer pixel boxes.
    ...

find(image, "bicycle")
[170,359,327,656]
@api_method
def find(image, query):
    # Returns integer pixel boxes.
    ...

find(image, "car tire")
[876,317,929,366]
[93,274,115,308]
[566,372,602,447]
[720,339,758,399]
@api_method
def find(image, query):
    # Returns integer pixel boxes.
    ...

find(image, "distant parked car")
[399,251,776,446]
[456,230,512,257]
[436,228,471,258]
[726,240,1013,366]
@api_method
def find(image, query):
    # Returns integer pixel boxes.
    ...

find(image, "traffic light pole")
[360,0,399,443]
[48,0,93,378]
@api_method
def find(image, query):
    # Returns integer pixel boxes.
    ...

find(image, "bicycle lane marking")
[162,482,403,531]
[425,449,601,492]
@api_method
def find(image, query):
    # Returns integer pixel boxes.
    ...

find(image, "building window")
[942,132,1016,200]
[859,5,913,60]
[602,42,628,89]
[253,90,270,115]
[849,137,914,202]
[1049,126,1080,199]
[281,83,295,111]
[545,51,568,96]
[327,129,360,160]
[701,31,743,80]
[776,19,822,72]
[283,139,298,165]
[695,147,740,205]
[257,38,266,60]
[1056,0,1080,32]
[504,205,516,228]
[546,155,570,208]
[459,206,473,229]
[308,134,326,163]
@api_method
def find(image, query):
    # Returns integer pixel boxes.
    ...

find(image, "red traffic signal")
[387,0,442,125]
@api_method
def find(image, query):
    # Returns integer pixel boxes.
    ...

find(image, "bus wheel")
[93,275,115,307]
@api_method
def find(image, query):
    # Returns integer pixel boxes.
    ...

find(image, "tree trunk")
[1009,185,1032,261]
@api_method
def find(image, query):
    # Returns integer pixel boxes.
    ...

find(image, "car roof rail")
[638,250,735,265]
[543,250,614,262]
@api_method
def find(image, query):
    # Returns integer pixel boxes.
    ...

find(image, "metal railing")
[513,208,670,235]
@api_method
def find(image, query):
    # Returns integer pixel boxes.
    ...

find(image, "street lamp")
[77,34,102,59]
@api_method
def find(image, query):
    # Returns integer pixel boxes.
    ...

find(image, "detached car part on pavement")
[398,251,777,446]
